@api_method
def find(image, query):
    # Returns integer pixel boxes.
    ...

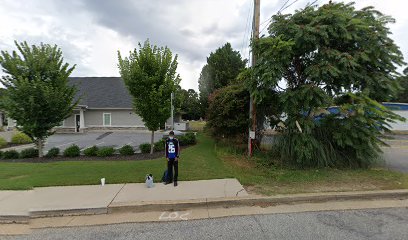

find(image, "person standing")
[165,131,180,186]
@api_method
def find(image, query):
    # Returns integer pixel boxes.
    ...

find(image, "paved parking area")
[44,131,165,152]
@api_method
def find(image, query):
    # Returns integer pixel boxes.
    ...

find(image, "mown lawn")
[0,133,407,195]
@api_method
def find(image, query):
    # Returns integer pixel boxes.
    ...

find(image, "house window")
[103,113,111,126]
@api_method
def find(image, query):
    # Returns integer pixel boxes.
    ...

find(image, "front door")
[75,114,80,132]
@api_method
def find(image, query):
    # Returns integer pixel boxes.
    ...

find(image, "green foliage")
[139,143,151,154]
[178,132,197,146]
[252,2,406,168]
[20,148,39,158]
[176,88,202,120]
[0,137,7,147]
[45,147,60,158]
[394,67,408,103]
[63,145,80,157]
[198,43,247,114]
[3,150,19,159]
[207,84,249,139]
[96,147,115,157]
[118,40,180,153]
[83,146,99,157]
[11,132,32,144]
[0,41,78,157]
[154,139,165,152]
[119,145,134,156]
[0,151,2,159]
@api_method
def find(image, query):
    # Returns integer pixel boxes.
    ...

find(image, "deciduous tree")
[0,41,78,157]
[118,40,180,154]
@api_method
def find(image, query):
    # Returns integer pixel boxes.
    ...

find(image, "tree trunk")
[150,130,155,154]
[37,139,44,158]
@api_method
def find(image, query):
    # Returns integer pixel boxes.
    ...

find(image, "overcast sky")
[0,0,407,91]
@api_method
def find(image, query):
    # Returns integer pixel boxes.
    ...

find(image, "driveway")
[382,135,408,173]
[44,131,164,153]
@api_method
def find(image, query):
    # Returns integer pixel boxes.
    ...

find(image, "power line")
[240,0,253,64]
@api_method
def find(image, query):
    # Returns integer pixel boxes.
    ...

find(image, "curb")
[108,189,408,214]
[2,189,408,223]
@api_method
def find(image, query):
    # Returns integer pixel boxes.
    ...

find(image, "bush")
[63,145,80,157]
[11,132,32,144]
[207,84,249,139]
[139,143,151,154]
[0,137,7,148]
[3,150,19,159]
[45,147,60,158]
[154,139,166,151]
[178,132,196,146]
[96,147,115,157]
[20,148,39,158]
[83,145,99,157]
[0,151,3,158]
[119,145,134,156]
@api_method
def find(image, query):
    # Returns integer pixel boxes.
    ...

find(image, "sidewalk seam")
[107,184,126,208]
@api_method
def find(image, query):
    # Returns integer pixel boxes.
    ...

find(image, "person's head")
[169,131,174,139]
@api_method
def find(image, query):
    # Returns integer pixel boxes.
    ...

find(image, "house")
[6,77,179,132]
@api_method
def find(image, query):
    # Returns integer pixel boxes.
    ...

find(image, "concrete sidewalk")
[0,179,248,222]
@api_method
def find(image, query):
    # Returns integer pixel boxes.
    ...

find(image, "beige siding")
[85,109,145,127]
[64,113,76,127]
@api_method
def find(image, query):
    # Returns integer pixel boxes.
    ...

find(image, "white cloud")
[0,0,407,91]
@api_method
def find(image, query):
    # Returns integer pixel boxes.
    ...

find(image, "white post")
[79,108,85,130]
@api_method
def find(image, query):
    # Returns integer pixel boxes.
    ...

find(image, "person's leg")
[173,160,178,186]
[166,158,174,184]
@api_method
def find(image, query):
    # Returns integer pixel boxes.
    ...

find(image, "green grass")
[188,121,206,131]
[0,133,407,195]
[0,133,229,190]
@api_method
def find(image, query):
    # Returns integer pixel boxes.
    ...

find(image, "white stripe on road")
[115,142,133,149]
[81,142,105,150]
[55,141,79,148]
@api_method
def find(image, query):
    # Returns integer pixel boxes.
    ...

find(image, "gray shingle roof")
[69,77,133,109]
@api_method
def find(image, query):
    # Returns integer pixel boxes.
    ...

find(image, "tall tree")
[0,41,78,157]
[198,43,247,114]
[252,2,405,168]
[118,40,180,154]
[178,88,201,120]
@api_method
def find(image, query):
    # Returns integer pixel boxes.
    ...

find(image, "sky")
[0,0,407,91]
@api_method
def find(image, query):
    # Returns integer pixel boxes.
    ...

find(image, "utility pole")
[171,92,174,130]
[248,0,260,157]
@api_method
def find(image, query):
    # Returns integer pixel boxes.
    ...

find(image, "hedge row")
[139,132,197,154]
[0,133,197,159]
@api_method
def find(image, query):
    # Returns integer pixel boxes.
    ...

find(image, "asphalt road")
[6,208,408,240]
[43,131,164,152]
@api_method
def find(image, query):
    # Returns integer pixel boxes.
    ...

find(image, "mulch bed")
[0,142,32,150]
[0,145,193,163]
[0,151,165,163]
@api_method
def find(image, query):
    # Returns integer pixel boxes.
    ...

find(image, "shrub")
[20,148,39,158]
[154,139,166,152]
[0,151,3,158]
[0,137,7,148]
[3,150,19,159]
[207,84,249,139]
[96,147,115,157]
[119,145,134,156]
[139,143,151,154]
[45,147,60,158]
[63,145,80,157]
[178,132,196,146]
[11,132,32,144]
[83,145,99,157]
